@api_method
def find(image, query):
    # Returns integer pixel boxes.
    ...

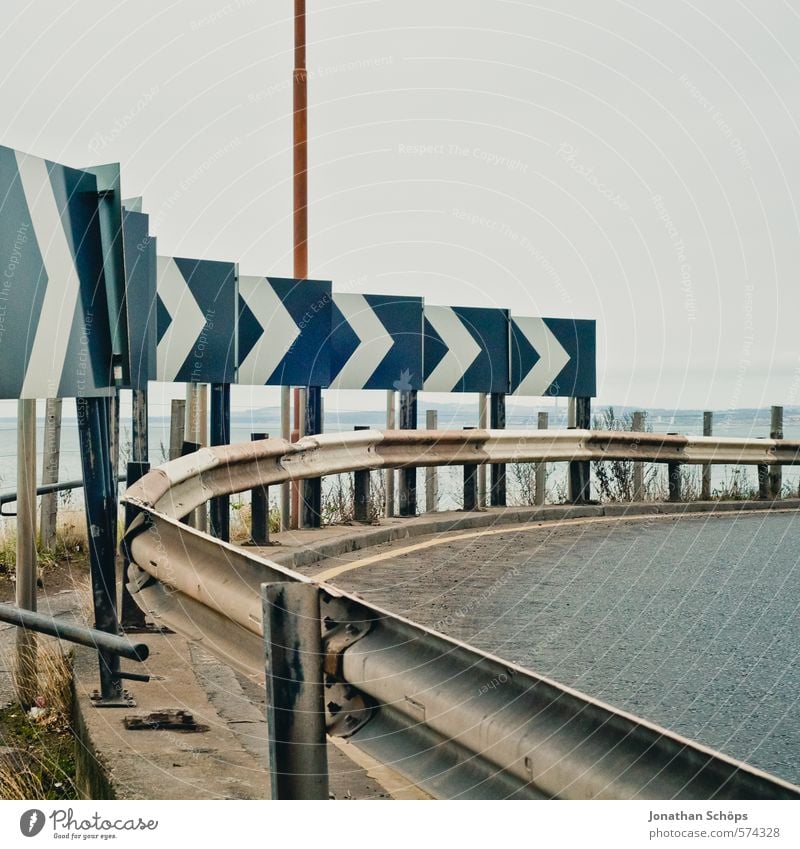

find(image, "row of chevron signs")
[0,144,596,399]
[157,265,595,396]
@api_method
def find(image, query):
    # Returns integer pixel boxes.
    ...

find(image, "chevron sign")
[122,209,157,389]
[156,256,236,383]
[330,293,423,391]
[510,316,596,397]
[423,305,509,393]
[237,276,331,386]
[0,146,114,399]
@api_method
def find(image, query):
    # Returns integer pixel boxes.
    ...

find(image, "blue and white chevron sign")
[122,209,157,389]
[510,316,596,397]
[423,305,509,393]
[330,293,423,391]
[0,146,114,399]
[156,256,236,384]
[237,276,331,387]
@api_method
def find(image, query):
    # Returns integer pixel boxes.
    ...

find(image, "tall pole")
[291,0,317,528]
[294,0,308,277]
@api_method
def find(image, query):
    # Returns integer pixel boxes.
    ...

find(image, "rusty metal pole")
[39,398,62,550]
[291,0,309,532]
[15,398,37,708]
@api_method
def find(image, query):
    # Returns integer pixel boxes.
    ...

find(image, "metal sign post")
[398,389,418,516]
[77,395,129,706]
[489,392,507,507]
[210,382,232,540]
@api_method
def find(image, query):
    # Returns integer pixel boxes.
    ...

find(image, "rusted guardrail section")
[121,429,800,800]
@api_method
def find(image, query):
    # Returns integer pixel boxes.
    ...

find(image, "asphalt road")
[321,510,800,786]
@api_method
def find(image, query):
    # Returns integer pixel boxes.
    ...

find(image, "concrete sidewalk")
[71,634,392,800]
[68,497,800,799]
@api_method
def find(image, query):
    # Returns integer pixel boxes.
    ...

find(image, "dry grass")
[0,646,77,800]
[0,509,87,575]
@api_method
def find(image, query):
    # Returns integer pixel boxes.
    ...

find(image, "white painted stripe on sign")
[330,293,392,390]
[16,153,83,398]
[513,316,570,396]
[237,275,300,385]
[423,305,481,392]
[157,256,206,382]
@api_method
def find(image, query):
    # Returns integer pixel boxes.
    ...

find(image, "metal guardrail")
[0,602,149,663]
[121,430,800,800]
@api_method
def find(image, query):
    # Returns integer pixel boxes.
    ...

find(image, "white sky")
[3,0,800,414]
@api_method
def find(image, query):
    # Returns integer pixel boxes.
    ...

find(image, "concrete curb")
[267,499,800,570]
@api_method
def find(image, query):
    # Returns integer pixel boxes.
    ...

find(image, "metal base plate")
[89,689,136,708]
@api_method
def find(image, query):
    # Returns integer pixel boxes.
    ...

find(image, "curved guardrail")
[121,429,800,800]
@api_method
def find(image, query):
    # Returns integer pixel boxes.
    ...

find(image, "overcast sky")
[3,0,800,414]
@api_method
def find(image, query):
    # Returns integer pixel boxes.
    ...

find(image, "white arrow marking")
[513,317,570,396]
[423,305,481,392]
[156,256,207,382]
[17,153,84,398]
[330,293,393,390]
[237,275,300,384]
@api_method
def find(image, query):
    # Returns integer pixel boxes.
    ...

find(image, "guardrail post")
[489,393,506,507]
[702,411,712,500]
[463,427,478,511]
[568,397,591,503]
[385,390,396,518]
[15,399,37,708]
[168,399,186,460]
[77,396,125,704]
[354,426,370,523]
[303,386,323,528]
[477,393,487,507]
[758,463,769,500]
[39,398,62,551]
[425,410,438,512]
[667,461,682,502]
[535,411,548,506]
[770,405,783,499]
[121,388,149,630]
[210,383,231,541]
[398,390,417,516]
[632,411,645,501]
[250,433,270,545]
[262,582,329,800]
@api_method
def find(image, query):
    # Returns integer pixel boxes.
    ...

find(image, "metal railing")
[120,429,800,800]
[0,474,128,517]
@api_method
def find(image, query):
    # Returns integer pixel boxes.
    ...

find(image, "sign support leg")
[568,396,591,504]
[121,388,149,630]
[398,390,418,516]
[489,392,506,507]
[302,386,323,528]
[210,382,231,541]
[77,395,127,705]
